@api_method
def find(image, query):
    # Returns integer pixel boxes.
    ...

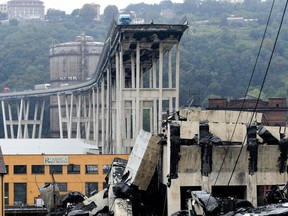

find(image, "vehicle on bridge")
[3,87,10,93]
[118,14,131,25]
[34,83,51,90]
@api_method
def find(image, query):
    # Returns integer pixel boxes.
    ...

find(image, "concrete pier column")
[32,101,39,139]
[23,99,30,138]
[119,45,126,153]
[38,99,45,138]
[8,102,14,138]
[57,94,63,138]
[158,42,163,134]
[176,42,180,110]
[152,54,157,89]
[136,42,141,141]
[168,51,173,113]
[101,79,105,153]
[96,86,100,147]
[131,53,136,88]
[1,101,7,139]
[16,99,23,138]
[106,67,112,152]
[92,89,96,141]
[247,174,258,207]
[115,51,120,153]
[111,80,117,153]
[76,95,81,139]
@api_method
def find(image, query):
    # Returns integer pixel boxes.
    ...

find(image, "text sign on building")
[44,156,69,165]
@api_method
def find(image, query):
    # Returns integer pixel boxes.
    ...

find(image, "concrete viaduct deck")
[0,22,188,154]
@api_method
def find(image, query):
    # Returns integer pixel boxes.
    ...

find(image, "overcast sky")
[0,0,183,14]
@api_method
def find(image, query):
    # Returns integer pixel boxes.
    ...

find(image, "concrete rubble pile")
[40,130,162,216]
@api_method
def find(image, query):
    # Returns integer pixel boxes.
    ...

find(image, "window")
[85,182,98,196]
[85,165,98,174]
[67,164,80,174]
[32,165,44,174]
[49,165,62,174]
[5,165,8,174]
[14,165,26,174]
[5,183,8,205]
[57,183,67,192]
[102,164,111,174]
[14,183,27,205]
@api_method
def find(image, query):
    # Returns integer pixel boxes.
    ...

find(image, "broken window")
[212,185,246,200]
[102,164,111,174]
[85,182,98,196]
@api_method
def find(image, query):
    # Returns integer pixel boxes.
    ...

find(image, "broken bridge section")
[0,22,188,154]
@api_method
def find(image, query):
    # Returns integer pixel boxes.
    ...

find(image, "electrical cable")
[227,0,288,185]
[212,0,278,188]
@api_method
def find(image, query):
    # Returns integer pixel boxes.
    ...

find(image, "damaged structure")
[40,109,288,215]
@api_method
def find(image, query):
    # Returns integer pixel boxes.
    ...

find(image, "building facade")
[162,109,288,214]
[7,0,44,20]
[3,154,128,207]
[0,4,7,14]
[89,3,100,21]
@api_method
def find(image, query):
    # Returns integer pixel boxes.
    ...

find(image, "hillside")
[0,0,287,107]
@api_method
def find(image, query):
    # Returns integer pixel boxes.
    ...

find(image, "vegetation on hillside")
[0,0,288,108]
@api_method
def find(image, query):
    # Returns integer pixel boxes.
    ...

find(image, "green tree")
[71,9,80,17]
[103,5,119,23]
[79,4,97,23]
[0,12,7,20]
[9,19,18,26]
[45,9,66,21]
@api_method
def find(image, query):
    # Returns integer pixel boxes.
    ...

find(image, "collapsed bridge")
[0,22,188,154]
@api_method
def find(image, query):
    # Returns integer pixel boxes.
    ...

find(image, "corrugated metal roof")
[1,139,99,155]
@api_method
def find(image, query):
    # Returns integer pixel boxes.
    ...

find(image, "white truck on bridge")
[34,83,51,90]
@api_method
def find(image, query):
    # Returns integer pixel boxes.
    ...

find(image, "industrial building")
[1,139,128,207]
[49,34,104,87]
[208,97,287,126]
[49,34,104,138]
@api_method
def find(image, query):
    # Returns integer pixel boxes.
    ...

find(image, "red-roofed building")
[208,97,287,126]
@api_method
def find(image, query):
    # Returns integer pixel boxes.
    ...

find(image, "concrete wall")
[162,144,287,214]
[162,110,288,214]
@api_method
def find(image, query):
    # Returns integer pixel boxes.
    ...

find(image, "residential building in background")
[208,96,287,126]
[0,4,7,14]
[89,3,100,21]
[7,0,44,21]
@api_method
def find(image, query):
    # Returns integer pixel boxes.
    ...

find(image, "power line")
[212,0,281,187]
[227,0,288,185]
